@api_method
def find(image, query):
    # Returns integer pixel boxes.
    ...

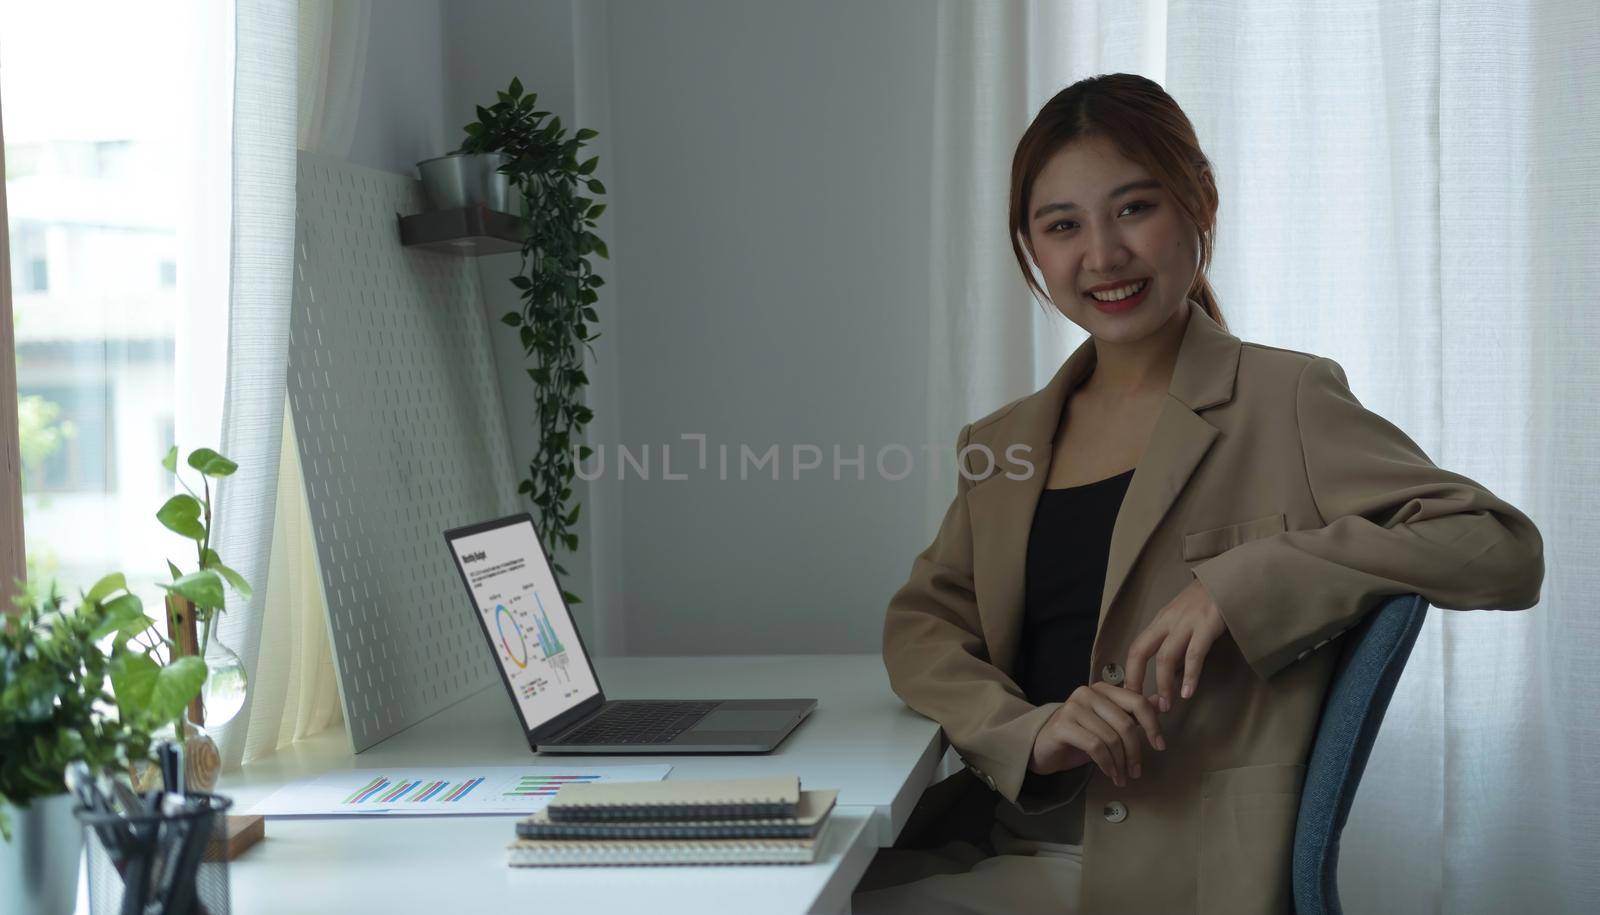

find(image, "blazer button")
[1103,800,1128,823]
[1101,662,1124,686]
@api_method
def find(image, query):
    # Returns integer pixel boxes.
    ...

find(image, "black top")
[1015,468,1134,707]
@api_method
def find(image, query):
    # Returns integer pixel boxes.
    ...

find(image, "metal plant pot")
[0,793,84,915]
[416,151,513,212]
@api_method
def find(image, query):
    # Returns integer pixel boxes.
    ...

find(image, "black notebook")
[517,788,836,840]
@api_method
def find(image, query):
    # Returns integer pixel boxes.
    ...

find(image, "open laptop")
[444,513,817,753]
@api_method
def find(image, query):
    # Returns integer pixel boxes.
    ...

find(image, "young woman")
[851,74,1544,914]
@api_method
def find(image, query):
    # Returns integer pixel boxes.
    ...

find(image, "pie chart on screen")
[495,604,529,669]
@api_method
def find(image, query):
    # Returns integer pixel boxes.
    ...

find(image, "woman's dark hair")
[1008,73,1226,332]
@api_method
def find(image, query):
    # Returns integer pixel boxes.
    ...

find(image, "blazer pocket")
[1197,763,1306,915]
[1182,512,1287,562]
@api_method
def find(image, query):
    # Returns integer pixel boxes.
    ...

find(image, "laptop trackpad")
[691,709,792,732]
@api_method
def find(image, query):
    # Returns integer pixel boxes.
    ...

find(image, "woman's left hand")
[1122,578,1228,713]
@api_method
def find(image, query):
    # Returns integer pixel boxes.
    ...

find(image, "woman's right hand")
[1029,682,1166,788]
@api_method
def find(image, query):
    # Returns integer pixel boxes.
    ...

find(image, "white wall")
[599,0,939,654]
[353,0,944,657]
[346,0,451,176]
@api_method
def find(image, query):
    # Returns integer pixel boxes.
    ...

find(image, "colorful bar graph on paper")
[249,764,674,817]
[503,774,603,797]
[410,781,448,802]
[343,777,389,805]
[439,777,485,802]
[377,780,420,803]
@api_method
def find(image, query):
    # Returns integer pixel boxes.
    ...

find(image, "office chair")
[1291,592,1430,915]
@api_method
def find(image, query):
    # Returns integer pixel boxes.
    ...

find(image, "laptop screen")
[446,516,600,731]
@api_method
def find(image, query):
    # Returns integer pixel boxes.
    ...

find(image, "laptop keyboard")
[553,701,720,746]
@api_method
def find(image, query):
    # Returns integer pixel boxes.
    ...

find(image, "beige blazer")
[882,299,1544,914]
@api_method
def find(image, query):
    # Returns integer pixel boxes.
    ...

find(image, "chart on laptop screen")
[449,519,600,728]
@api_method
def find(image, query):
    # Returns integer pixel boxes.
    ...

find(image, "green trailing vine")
[457,77,606,607]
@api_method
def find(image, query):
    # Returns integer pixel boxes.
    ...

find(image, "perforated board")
[288,150,520,752]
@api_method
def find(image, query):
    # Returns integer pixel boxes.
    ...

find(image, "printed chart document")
[249,764,673,817]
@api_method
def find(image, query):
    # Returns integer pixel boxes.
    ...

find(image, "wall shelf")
[397,204,523,256]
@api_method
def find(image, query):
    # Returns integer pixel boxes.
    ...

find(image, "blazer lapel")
[967,299,1242,675]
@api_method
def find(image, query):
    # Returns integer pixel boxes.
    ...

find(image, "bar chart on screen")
[249,764,674,817]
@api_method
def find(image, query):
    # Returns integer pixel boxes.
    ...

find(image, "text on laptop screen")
[448,519,600,729]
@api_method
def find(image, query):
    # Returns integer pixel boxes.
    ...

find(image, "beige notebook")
[505,833,824,867]
[545,775,801,822]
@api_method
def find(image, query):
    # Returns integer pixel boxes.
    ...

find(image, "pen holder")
[76,793,232,915]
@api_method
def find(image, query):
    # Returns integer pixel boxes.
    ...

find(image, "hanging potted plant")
[452,77,609,606]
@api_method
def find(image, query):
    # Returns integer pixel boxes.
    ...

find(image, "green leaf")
[500,311,523,327]
[582,307,599,323]
[186,447,237,477]
[85,573,127,605]
[202,549,253,601]
[110,652,160,717]
[585,178,606,195]
[148,656,207,725]
[509,76,524,98]
[162,446,179,474]
[586,203,606,220]
[511,275,533,290]
[157,569,226,611]
[91,594,152,643]
[575,128,598,141]
[167,560,183,581]
[561,590,582,606]
[156,494,207,540]
[578,156,598,176]
[594,238,609,259]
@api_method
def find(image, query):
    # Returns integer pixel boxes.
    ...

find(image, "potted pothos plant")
[0,577,205,915]
[453,77,609,607]
[0,445,249,913]
[149,445,253,791]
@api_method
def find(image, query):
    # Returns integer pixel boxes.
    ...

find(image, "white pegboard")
[288,150,520,752]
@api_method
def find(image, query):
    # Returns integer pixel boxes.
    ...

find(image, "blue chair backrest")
[1291,592,1430,915]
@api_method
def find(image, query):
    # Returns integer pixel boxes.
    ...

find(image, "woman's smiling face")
[1025,135,1200,342]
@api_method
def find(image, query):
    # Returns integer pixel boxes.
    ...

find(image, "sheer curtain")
[207,0,298,771]
[928,1,1596,911]
[236,0,371,764]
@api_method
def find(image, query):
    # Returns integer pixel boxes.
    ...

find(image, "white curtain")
[207,0,298,771]
[929,1,1596,912]
[236,0,372,764]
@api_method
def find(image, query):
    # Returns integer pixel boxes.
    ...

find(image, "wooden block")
[210,814,265,860]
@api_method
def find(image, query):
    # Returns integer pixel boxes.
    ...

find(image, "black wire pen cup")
[75,792,233,915]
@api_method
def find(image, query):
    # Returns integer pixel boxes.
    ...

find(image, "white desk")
[204,654,945,914]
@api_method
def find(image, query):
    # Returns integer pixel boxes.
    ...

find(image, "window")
[3,2,209,602]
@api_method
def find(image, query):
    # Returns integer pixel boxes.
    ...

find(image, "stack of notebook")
[506,775,837,867]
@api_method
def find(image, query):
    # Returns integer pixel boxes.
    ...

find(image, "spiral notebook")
[506,833,824,867]
[543,775,801,822]
[517,789,837,840]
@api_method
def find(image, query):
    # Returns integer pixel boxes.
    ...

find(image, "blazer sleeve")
[882,422,1090,814]
[1191,355,1545,682]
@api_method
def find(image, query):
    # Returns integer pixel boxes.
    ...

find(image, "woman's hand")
[1123,577,1227,713]
[1029,682,1166,788]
